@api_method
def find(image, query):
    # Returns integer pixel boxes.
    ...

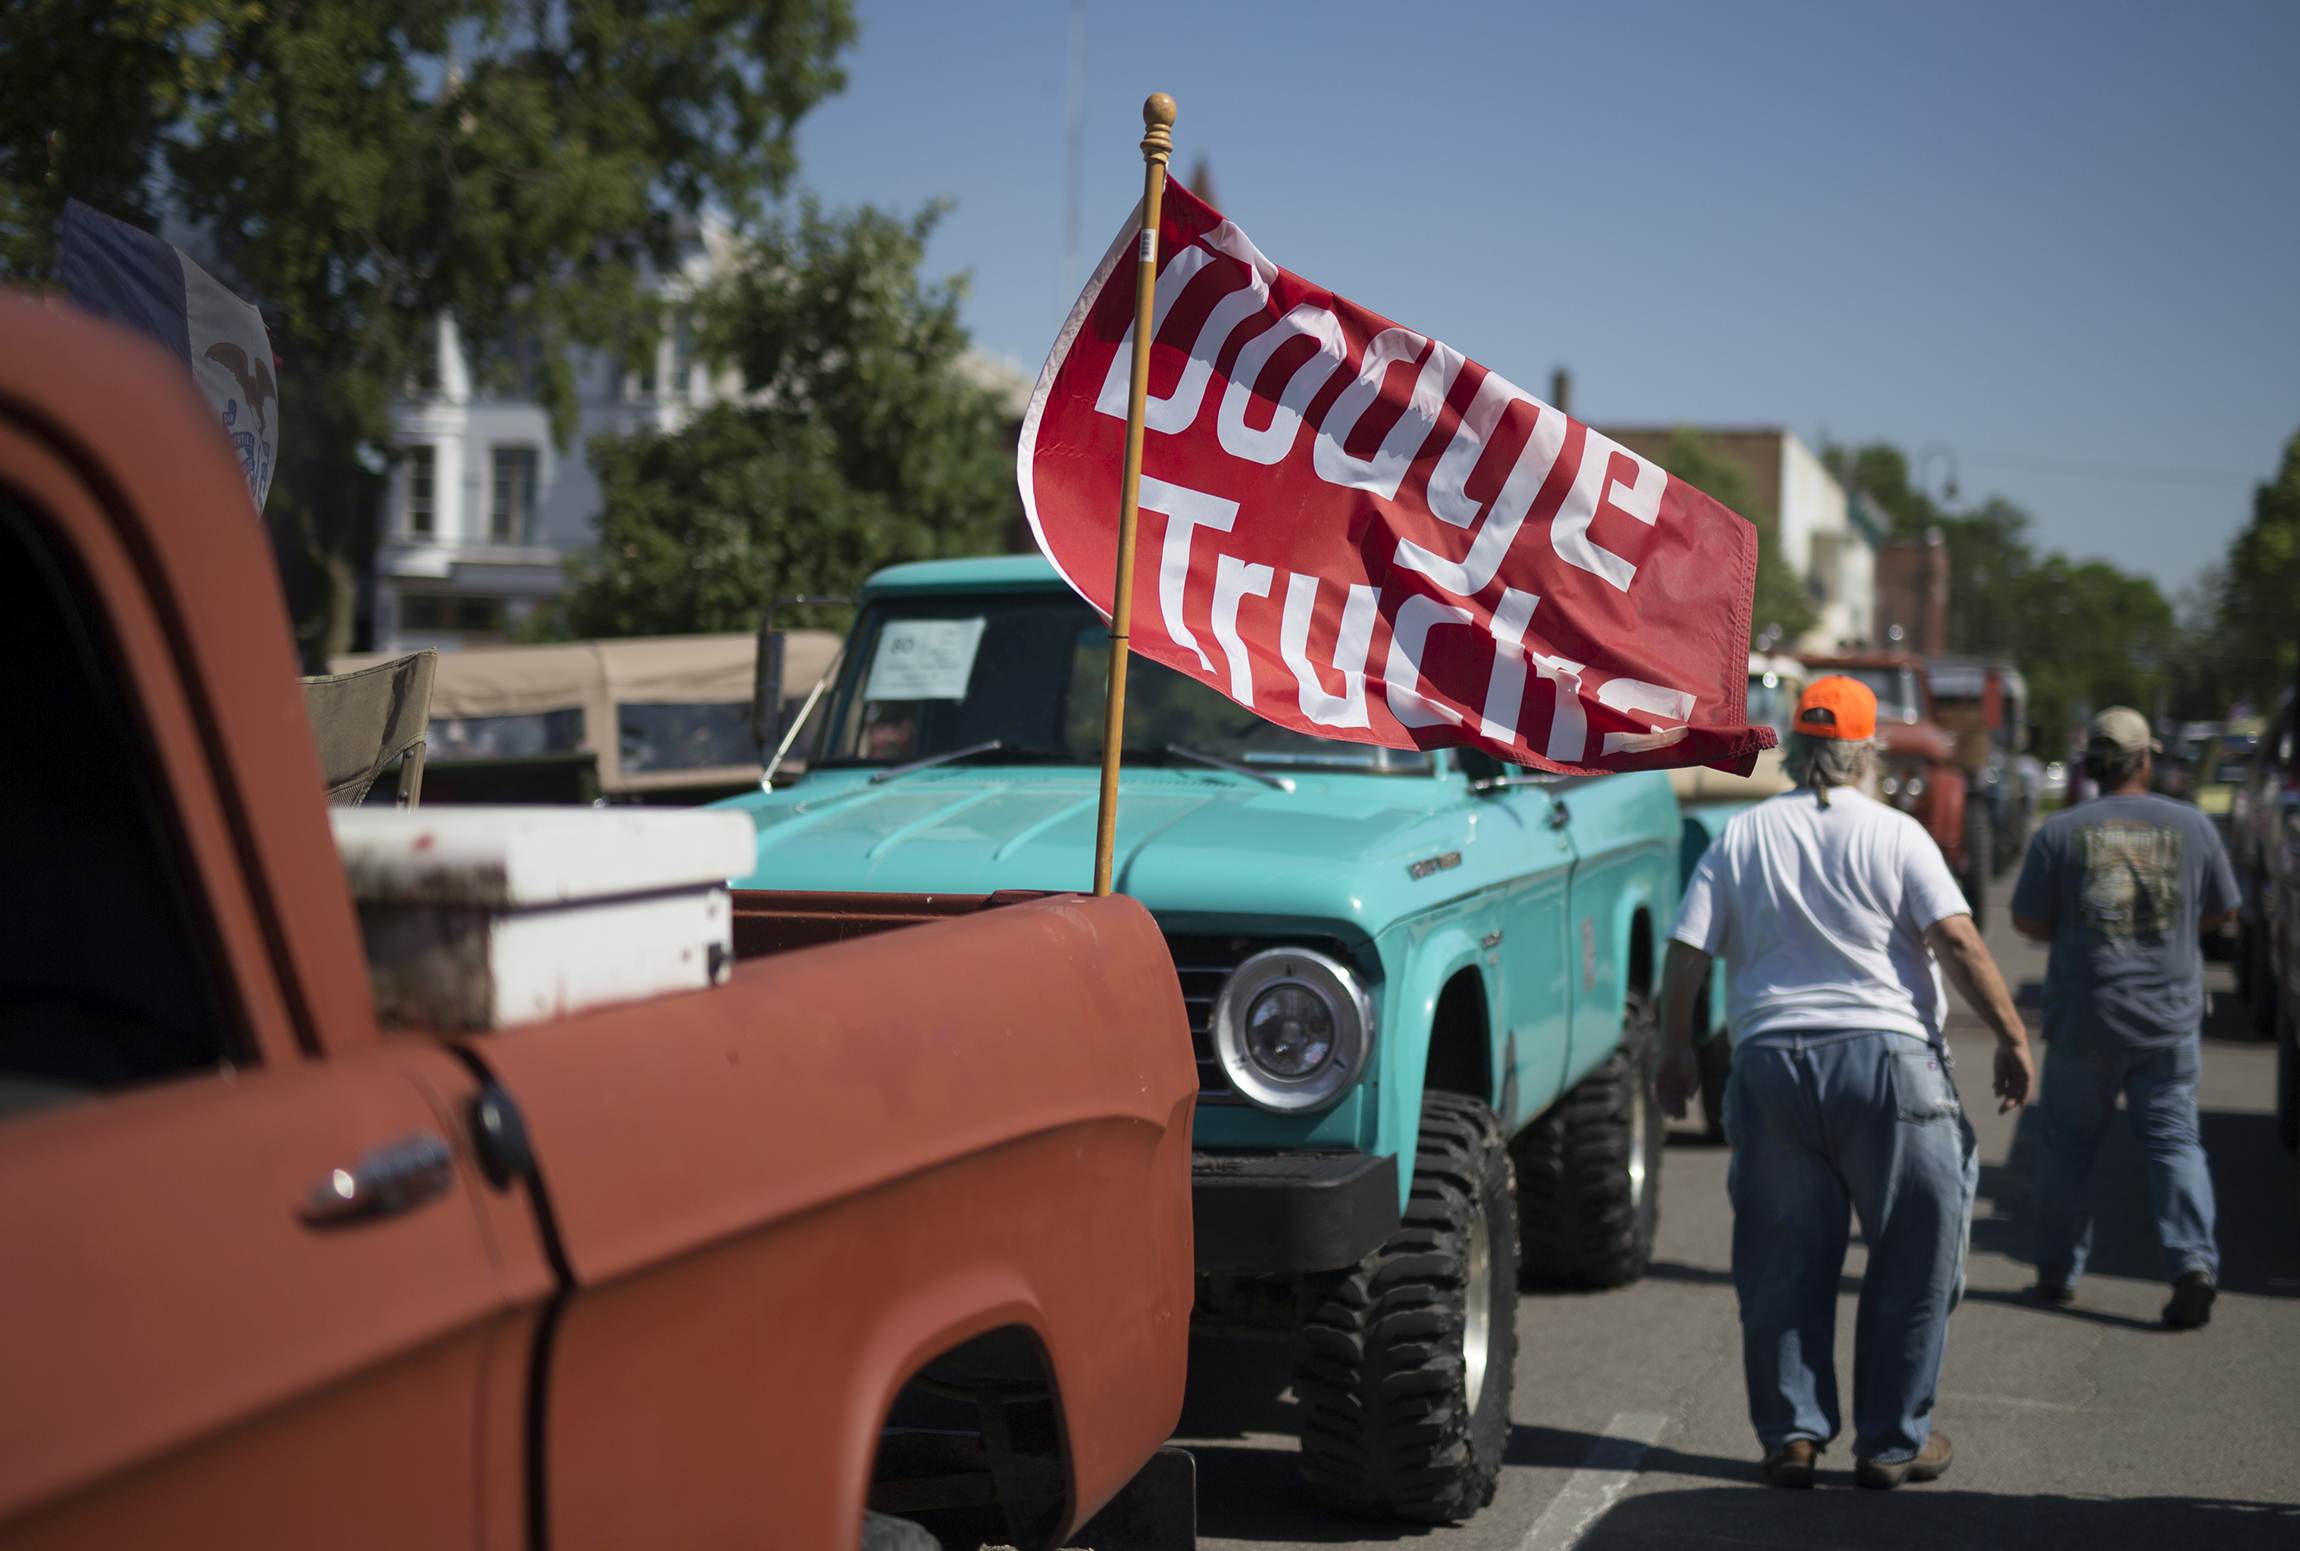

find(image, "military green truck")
[720,555,1684,1524]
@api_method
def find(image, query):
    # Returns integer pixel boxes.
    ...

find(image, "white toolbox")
[331,806,755,1031]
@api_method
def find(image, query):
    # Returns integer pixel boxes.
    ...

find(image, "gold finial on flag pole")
[1091,91,1177,896]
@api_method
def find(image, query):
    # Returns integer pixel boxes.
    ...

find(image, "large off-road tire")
[1296,1091,1518,1523]
[1961,802,1993,932]
[1514,995,1664,1288]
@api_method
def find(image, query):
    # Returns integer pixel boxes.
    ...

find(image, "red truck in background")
[1802,650,1990,925]
[0,294,1197,1550]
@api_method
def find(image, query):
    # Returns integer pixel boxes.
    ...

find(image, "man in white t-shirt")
[1656,675,2035,1492]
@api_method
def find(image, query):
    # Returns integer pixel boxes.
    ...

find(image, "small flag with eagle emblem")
[57,199,278,511]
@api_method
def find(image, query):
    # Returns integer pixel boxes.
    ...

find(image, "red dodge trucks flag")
[1017,181,1774,776]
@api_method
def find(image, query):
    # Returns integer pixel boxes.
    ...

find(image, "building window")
[490,446,539,544]
[399,593,508,636]
[664,306,695,399]
[403,445,436,538]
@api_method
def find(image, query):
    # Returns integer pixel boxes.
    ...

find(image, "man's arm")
[1656,939,1711,1120]
[2012,912,2054,941]
[1925,913,2035,1110]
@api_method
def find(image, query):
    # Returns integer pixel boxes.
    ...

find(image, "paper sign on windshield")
[864,618,986,702]
[1016,180,1774,776]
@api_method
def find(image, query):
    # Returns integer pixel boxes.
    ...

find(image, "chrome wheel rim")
[1463,1203,1492,1414]
[1627,1082,1651,1212]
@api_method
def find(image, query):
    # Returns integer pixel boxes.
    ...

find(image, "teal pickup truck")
[722,555,1683,1524]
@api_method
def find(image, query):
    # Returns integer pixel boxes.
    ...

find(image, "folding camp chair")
[299,650,437,807]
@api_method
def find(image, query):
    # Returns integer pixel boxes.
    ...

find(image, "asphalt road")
[1173,867,2300,1551]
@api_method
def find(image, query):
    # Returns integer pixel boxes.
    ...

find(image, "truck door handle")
[1548,801,1571,830]
[301,1131,455,1228]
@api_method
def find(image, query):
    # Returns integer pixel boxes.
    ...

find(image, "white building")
[1775,432,1878,652]
[372,226,736,652]
[1603,425,1878,654]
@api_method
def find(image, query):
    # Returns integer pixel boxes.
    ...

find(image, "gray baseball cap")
[2087,706,2162,755]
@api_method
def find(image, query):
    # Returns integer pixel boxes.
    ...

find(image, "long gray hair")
[1783,732,1874,808]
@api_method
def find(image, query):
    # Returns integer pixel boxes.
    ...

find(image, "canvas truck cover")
[334,631,838,793]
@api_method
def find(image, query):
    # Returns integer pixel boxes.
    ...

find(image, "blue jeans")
[1726,1030,1978,1462]
[2032,1035,2218,1286]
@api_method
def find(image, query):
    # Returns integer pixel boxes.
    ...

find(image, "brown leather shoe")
[1855,1430,1952,1490]
[1760,1439,1819,1489]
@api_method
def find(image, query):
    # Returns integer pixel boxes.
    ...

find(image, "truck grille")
[1163,935,1238,1099]
[1160,933,1360,1103]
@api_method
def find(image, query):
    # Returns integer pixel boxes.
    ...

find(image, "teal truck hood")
[722,765,1516,933]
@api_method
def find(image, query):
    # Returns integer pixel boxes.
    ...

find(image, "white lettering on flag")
[1384,592,1475,729]
[1281,574,1377,730]
[1140,476,1239,673]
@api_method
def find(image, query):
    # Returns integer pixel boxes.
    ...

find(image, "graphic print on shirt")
[2078,821,2183,947]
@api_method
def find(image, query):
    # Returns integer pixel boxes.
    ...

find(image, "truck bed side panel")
[478,893,1196,1547]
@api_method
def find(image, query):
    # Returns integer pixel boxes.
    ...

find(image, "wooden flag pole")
[1092,91,1176,896]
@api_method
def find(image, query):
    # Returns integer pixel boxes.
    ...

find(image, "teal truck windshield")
[815,591,1430,773]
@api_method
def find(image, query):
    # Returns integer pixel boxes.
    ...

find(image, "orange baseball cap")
[1794,675,1877,742]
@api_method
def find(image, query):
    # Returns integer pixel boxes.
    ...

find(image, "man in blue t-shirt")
[2012,706,2242,1328]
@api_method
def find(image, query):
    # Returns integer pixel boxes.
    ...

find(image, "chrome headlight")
[1212,946,1376,1113]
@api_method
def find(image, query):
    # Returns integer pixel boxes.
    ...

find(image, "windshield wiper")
[1136,743,1295,792]
[867,740,1075,784]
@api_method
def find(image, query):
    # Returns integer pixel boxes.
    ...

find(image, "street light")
[1913,441,1960,507]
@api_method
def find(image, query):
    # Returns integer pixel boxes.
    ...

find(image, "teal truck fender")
[1371,913,1504,1209]
[1546,762,1681,1088]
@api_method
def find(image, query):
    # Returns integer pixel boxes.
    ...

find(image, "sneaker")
[2033,1273,2076,1306]
[1855,1431,1952,1490]
[2163,1269,2217,1329]
[1760,1439,1819,1489]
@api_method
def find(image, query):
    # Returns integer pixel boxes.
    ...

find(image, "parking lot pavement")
[1178,869,2300,1551]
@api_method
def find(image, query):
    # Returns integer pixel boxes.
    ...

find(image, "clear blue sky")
[793,0,2298,600]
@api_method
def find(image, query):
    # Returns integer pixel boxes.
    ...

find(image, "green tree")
[2004,555,2176,745]
[544,201,1018,637]
[1933,498,2035,659]
[1661,427,1816,649]
[1,0,857,662]
[2211,426,2300,712]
